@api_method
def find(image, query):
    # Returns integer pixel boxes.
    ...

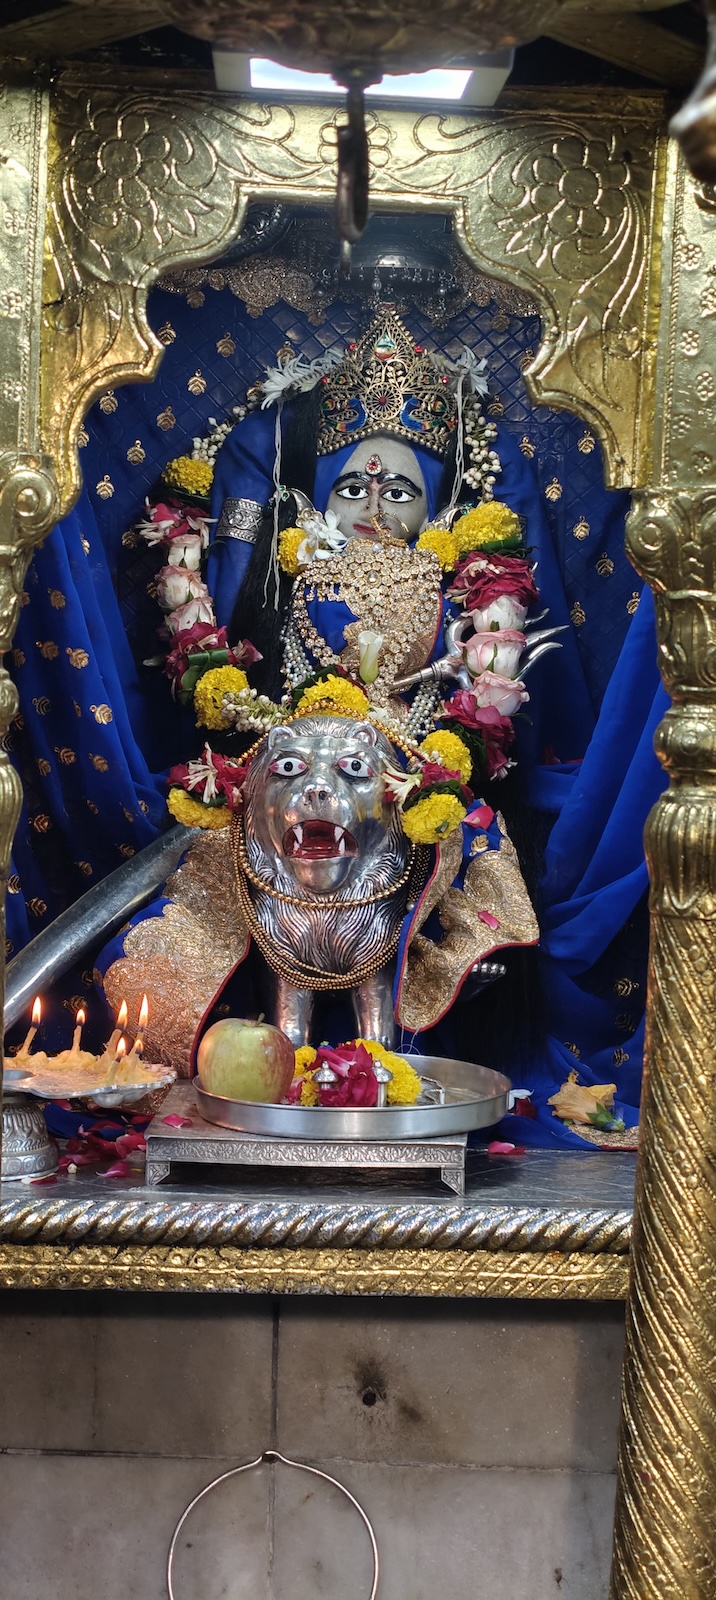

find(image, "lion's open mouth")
[282,821,359,861]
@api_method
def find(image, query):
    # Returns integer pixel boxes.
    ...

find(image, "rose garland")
[128,407,542,848]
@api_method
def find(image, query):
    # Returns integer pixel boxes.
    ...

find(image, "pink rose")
[463,629,526,679]
[470,669,529,717]
[441,696,516,779]
[166,596,216,634]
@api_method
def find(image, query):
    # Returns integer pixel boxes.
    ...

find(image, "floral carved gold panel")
[42,73,667,517]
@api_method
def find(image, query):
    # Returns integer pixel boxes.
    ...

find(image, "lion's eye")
[337,755,374,779]
[269,756,308,777]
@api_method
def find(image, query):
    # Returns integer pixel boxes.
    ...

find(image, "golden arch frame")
[0,62,714,1599]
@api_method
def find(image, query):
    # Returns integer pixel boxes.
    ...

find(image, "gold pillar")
[0,71,59,1106]
[610,147,716,1599]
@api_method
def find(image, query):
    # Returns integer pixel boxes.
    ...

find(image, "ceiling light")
[212,53,514,108]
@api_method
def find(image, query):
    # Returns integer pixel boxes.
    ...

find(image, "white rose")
[470,596,527,633]
[166,596,216,634]
[155,566,209,612]
[165,534,203,570]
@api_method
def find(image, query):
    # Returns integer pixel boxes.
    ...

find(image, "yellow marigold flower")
[354,1040,422,1106]
[416,524,459,572]
[293,1045,317,1078]
[298,1074,319,1106]
[163,456,214,498]
[296,675,370,718]
[401,791,466,844]
[194,664,249,730]
[167,788,229,829]
[278,527,305,577]
[418,730,472,783]
[453,501,522,555]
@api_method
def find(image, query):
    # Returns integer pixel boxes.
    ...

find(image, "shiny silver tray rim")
[193,1054,511,1141]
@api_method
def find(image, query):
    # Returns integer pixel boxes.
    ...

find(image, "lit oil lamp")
[71,1006,86,1056]
[19,995,41,1057]
[107,999,128,1056]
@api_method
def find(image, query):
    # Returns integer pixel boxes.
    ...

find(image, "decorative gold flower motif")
[77,427,89,449]
[519,436,536,459]
[127,440,146,464]
[217,333,236,356]
[564,1042,581,1059]
[615,1013,637,1035]
[122,529,139,548]
[7,876,20,894]
[679,238,703,270]
[626,592,640,615]
[700,283,716,318]
[572,517,590,541]
[570,601,586,627]
[577,430,595,454]
[122,807,134,823]
[73,701,82,717]
[157,406,176,431]
[680,329,700,357]
[613,1048,630,1068]
[48,589,66,609]
[90,703,113,724]
[118,844,136,859]
[35,642,58,660]
[695,371,715,402]
[513,136,631,270]
[487,397,504,417]
[12,649,25,667]
[187,289,205,308]
[36,759,51,777]
[157,322,176,345]
[95,475,114,499]
[54,747,77,766]
[66,648,89,668]
[76,862,93,877]
[614,977,639,997]
[596,554,614,577]
[139,800,149,814]
[544,477,563,502]
[20,591,29,606]
[27,897,47,918]
[187,369,207,395]
[29,815,51,833]
[99,391,118,414]
[81,538,90,555]
[86,800,99,814]
[89,753,109,772]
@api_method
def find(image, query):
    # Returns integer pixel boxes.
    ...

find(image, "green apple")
[197,1017,295,1103]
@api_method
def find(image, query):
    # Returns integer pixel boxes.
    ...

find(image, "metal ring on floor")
[166,1448,380,1599]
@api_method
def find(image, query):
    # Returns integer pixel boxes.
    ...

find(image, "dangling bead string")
[264,400,284,610]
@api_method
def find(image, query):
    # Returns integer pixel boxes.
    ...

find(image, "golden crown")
[316,309,458,460]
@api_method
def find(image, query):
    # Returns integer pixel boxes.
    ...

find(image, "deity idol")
[99,311,553,1072]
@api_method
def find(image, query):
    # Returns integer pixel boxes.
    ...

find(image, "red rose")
[164,624,261,683]
[450,552,538,613]
[313,1043,380,1108]
[441,695,516,779]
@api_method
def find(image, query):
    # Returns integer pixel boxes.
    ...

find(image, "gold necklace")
[231,812,418,909]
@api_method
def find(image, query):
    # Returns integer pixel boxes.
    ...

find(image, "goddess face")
[324,435,428,543]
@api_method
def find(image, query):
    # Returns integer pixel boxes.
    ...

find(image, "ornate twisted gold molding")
[609,152,716,1600]
[43,72,666,516]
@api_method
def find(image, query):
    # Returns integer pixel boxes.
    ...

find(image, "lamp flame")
[117,999,128,1029]
[138,994,149,1030]
[31,996,41,1027]
[116,1036,126,1059]
[76,1007,86,1027]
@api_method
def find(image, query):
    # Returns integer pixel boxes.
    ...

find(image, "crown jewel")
[316,309,458,460]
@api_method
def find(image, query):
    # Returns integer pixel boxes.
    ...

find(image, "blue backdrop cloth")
[5,284,667,1145]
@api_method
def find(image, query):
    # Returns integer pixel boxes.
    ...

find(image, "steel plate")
[193,1054,511,1140]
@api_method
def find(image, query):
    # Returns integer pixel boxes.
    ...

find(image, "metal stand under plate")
[145,1084,468,1195]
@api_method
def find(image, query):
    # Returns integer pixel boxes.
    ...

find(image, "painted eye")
[337,755,374,778]
[269,756,308,777]
[382,485,414,503]
[336,483,368,500]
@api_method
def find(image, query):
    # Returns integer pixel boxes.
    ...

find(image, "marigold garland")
[167,788,230,829]
[453,501,523,554]
[278,526,305,578]
[162,456,214,499]
[293,1045,317,1076]
[400,791,467,844]
[194,665,249,729]
[295,674,370,718]
[418,730,473,784]
[415,524,460,573]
